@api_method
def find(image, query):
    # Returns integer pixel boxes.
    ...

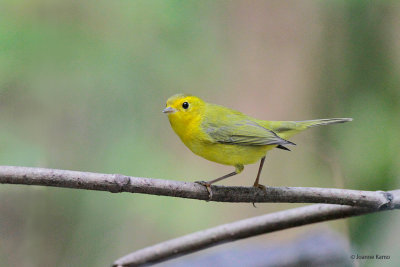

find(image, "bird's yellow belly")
[188,141,275,166]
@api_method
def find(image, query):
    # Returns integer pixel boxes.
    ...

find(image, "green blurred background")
[0,1,399,266]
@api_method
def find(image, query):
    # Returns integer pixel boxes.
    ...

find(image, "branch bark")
[0,166,397,209]
[1,166,399,266]
[113,191,400,266]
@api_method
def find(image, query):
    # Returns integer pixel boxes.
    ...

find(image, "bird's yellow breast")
[169,112,274,166]
[190,141,275,166]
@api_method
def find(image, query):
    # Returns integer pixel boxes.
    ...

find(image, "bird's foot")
[195,181,213,200]
[253,183,267,191]
[252,183,267,208]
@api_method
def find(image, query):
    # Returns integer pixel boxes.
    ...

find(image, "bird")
[163,93,352,198]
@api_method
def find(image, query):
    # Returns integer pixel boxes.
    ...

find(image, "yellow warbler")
[163,94,352,197]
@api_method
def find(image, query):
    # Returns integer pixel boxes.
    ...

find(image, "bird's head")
[163,94,205,125]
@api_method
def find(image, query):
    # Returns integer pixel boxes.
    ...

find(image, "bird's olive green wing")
[202,118,295,147]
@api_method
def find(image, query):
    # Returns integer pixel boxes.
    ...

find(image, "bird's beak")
[162,107,176,114]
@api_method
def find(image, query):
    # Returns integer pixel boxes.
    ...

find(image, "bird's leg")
[196,171,236,198]
[253,156,266,190]
[196,165,244,200]
[252,156,267,208]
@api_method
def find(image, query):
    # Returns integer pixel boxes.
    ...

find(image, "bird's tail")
[266,118,353,140]
[295,118,353,128]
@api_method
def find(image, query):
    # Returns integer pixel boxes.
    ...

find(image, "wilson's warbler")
[163,94,352,198]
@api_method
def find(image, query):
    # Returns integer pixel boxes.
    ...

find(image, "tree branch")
[0,166,397,209]
[1,166,399,266]
[113,191,400,266]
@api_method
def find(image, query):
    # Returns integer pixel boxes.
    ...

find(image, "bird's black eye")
[182,102,189,109]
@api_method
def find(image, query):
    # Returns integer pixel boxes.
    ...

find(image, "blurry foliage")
[0,1,226,266]
[317,1,400,266]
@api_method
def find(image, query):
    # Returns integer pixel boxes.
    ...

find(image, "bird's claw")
[252,183,267,208]
[253,183,267,191]
[195,181,213,200]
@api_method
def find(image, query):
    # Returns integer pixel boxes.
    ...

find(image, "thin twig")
[113,191,400,266]
[0,166,397,209]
